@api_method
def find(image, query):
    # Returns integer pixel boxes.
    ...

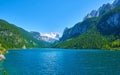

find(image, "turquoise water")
[2,48,120,75]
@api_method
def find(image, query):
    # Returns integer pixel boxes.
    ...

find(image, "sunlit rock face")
[60,18,97,41]
[61,0,120,41]
[61,23,88,41]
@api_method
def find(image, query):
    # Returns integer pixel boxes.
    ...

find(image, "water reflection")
[38,51,64,74]
[3,49,120,75]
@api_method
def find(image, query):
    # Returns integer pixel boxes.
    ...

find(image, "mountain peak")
[31,32,61,43]
[84,10,99,19]
[84,2,114,19]
[40,32,61,40]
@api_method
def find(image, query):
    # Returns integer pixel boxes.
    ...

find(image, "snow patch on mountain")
[40,32,61,40]
[30,31,61,43]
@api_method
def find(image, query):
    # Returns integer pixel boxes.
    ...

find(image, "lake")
[2,48,120,75]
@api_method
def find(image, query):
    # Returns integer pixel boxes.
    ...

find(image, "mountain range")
[0,0,120,52]
[0,20,46,53]
[30,32,61,43]
[53,0,120,50]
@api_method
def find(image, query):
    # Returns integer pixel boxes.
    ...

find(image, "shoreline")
[7,48,120,51]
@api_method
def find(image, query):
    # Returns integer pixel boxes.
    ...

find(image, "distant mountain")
[54,0,120,50]
[31,32,61,43]
[0,19,45,53]
[1,0,120,52]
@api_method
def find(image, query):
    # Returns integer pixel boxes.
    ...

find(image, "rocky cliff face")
[84,0,120,19]
[98,3,113,15]
[107,13,119,26]
[84,10,99,19]
[55,0,120,49]
[60,22,86,41]
[60,18,98,41]
[113,0,120,7]
[60,0,120,41]
[30,32,41,40]
[98,7,120,35]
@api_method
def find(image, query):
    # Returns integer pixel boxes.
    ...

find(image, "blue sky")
[0,0,114,34]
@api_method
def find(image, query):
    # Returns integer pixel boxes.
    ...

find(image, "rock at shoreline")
[0,54,5,61]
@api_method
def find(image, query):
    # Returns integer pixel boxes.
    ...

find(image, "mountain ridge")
[0,19,45,53]
[30,31,61,43]
[0,0,120,52]
[54,0,120,50]
[84,0,120,19]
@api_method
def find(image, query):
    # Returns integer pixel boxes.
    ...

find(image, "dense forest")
[0,19,45,53]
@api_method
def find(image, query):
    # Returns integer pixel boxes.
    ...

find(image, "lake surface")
[2,48,120,75]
